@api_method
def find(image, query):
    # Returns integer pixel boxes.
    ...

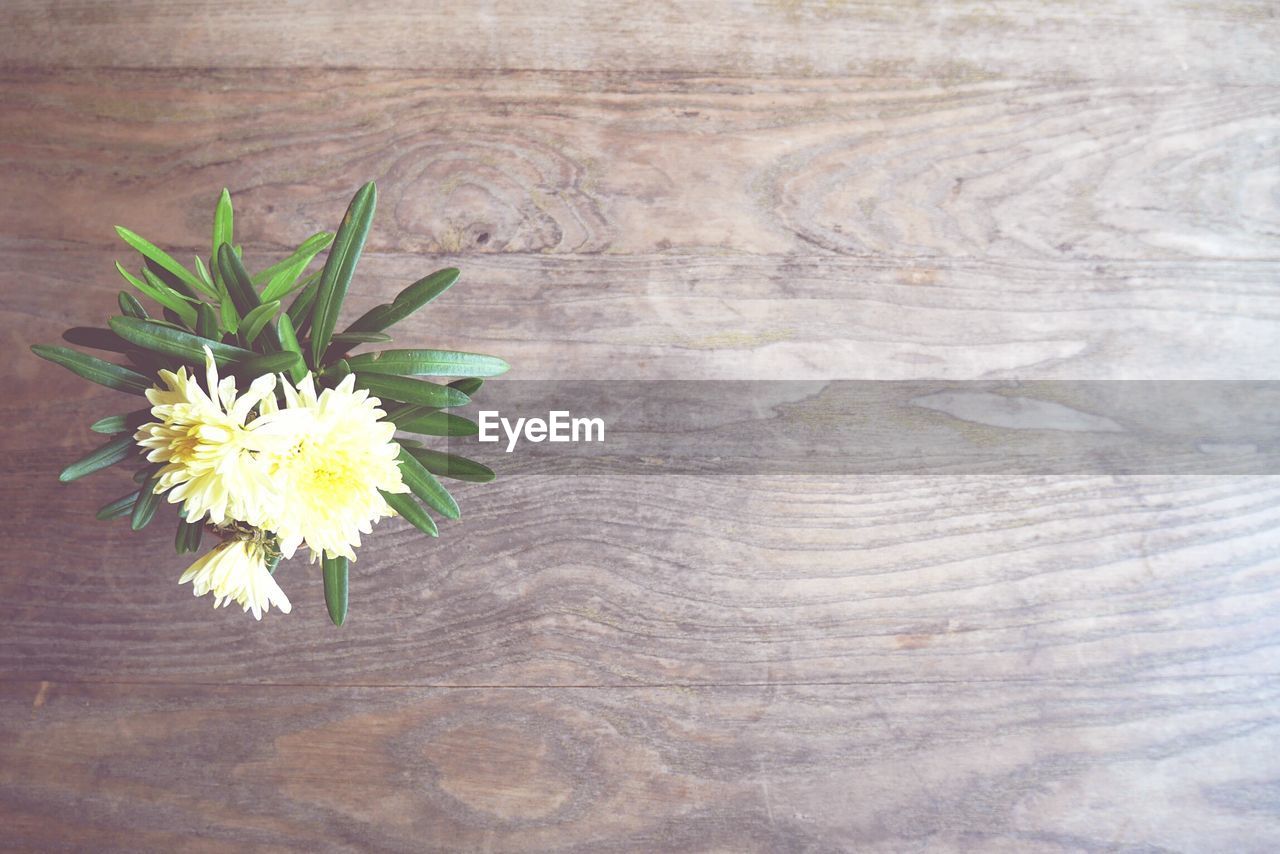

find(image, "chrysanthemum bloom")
[252,373,408,562]
[135,349,282,525]
[179,538,291,620]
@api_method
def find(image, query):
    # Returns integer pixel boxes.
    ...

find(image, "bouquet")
[32,182,508,625]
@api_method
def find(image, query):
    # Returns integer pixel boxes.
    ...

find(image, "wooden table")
[2,3,1278,851]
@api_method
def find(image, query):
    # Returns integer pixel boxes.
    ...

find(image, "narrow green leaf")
[275,313,307,382]
[109,316,257,367]
[144,259,203,301]
[96,491,140,521]
[59,435,136,482]
[239,300,281,345]
[116,261,198,326]
[216,243,262,318]
[130,472,162,530]
[141,269,199,327]
[114,226,211,295]
[118,291,148,319]
[213,188,233,259]
[322,555,349,626]
[327,358,352,384]
[63,327,131,354]
[346,349,508,378]
[346,267,459,334]
[287,274,321,337]
[194,255,214,291]
[195,303,220,339]
[396,446,461,519]
[330,331,392,345]
[381,489,439,537]
[395,411,478,437]
[311,182,377,366]
[449,377,484,396]
[252,231,334,287]
[353,373,470,409]
[31,345,152,395]
[259,256,308,304]
[237,351,302,378]
[175,518,204,554]
[90,410,149,435]
[406,446,496,483]
[384,403,432,425]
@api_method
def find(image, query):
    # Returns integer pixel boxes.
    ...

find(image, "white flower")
[251,373,408,562]
[179,539,291,620]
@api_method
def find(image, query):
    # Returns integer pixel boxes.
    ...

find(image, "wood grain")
[1,1,1277,85]
[7,247,1280,382]
[3,678,1280,852]
[2,71,1277,261]
[3,1,1279,849]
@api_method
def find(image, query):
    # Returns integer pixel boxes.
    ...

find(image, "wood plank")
[1,1,1277,85]
[3,70,1277,261]
[2,678,1279,851]
[8,247,1280,382]
[3,453,1279,686]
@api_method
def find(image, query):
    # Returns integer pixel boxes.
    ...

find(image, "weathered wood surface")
[3,678,1280,852]
[2,0,1280,850]
[3,71,1277,261]
[1,1,1277,85]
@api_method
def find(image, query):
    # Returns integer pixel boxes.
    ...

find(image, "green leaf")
[96,491,140,521]
[406,446,496,483]
[384,403,432,425]
[116,262,199,327]
[144,259,203,301]
[109,316,257,367]
[90,410,149,434]
[328,358,352,384]
[114,225,212,296]
[175,518,204,554]
[63,327,131,354]
[140,269,200,328]
[239,300,281,345]
[195,303,220,339]
[259,256,309,304]
[130,472,162,530]
[346,349,508,378]
[322,555,349,626]
[381,489,438,537]
[216,243,263,319]
[286,274,321,339]
[275,313,307,382]
[31,345,152,395]
[252,231,334,287]
[353,373,470,409]
[236,351,303,378]
[395,411,479,437]
[194,255,214,292]
[213,188,233,259]
[346,267,459,334]
[59,435,136,482]
[449,377,484,396]
[118,291,149,319]
[311,182,377,366]
[330,331,393,345]
[396,446,461,519]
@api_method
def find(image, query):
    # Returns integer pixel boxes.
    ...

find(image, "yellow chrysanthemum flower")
[252,373,408,562]
[179,539,291,620]
[135,349,282,525]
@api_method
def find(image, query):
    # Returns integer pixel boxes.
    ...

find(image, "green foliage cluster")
[32,183,508,625]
